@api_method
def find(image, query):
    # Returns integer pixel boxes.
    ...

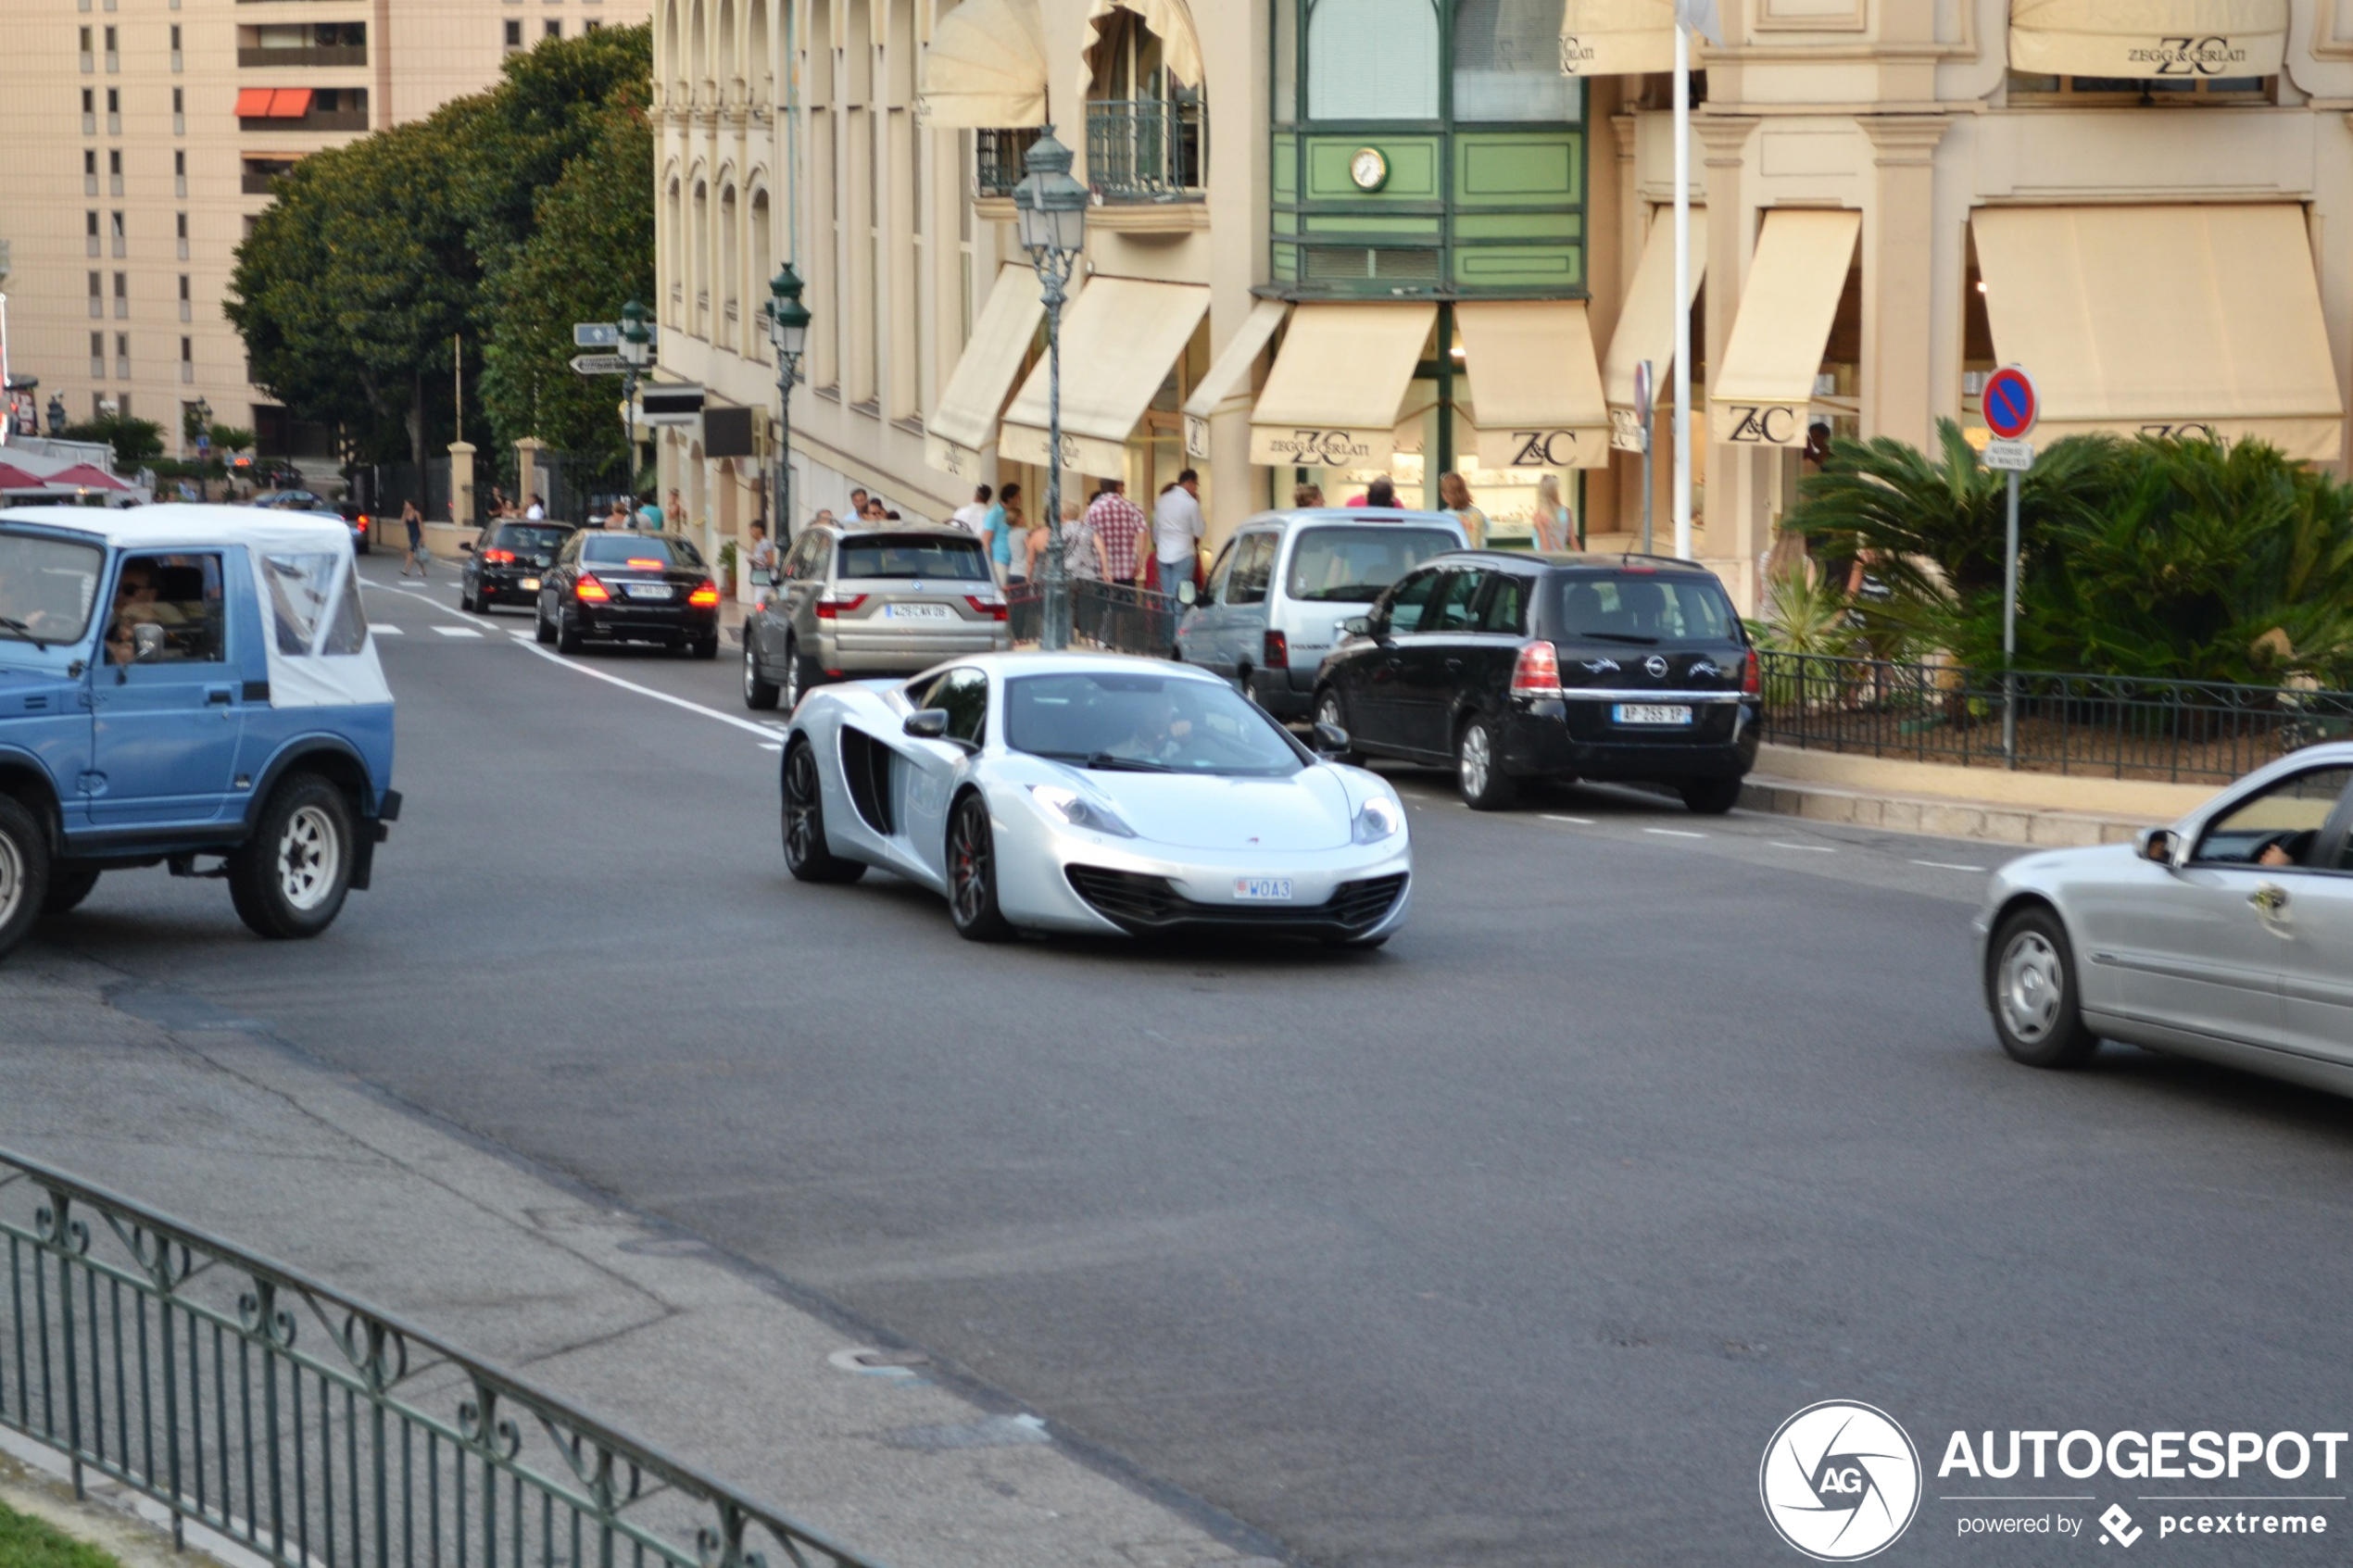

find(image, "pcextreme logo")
[1761,1401,1924,1562]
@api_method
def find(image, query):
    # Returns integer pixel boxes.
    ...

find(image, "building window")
[107,87,121,134]
[181,336,195,383]
[108,148,123,196]
[117,334,132,380]
[86,210,101,257]
[545,19,562,38]
[88,271,103,318]
[176,212,189,260]
[585,19,603,30]
[110,210,125,257]
[113,271,129,318]
[504,19,523,46]
[104,24,119,70]
[84,149,99,196]
[179,273,192,321]
[2006,69,2273,104]
[174,148,186,197]
[83,88,97,134]
[1452,0,1576,120]
[172,86,184,133]
[91,332,107,380]
[1304,0,1438,119]
[81,26,94,71]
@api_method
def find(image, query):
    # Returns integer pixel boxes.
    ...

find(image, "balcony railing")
[1085,98,1204,202]
[974,126,1043,199]
[237,44,367,67]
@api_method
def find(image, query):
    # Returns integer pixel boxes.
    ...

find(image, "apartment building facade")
[660,0,2353,610]
[0,0,646,471]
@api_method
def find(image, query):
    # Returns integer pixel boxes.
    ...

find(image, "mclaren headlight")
[1353,795,1403,844]
[1028,784,1138,838]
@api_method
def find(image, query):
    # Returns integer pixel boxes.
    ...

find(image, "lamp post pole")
[764,265,812,546]
[1012,127,1088,652]
[191,395,212,503]
[619,298,650,525]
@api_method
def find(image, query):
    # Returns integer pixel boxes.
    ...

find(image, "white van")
[1173,508,1468,719]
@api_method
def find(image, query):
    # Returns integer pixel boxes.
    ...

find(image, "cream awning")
[1080,0,1205,90]
[1180,298,1289,459]
[1971,204,2343,462]
[1249,304,1437,468]
[1559,0,1676,75]
[1456,301,1611,470]
[1708,207,1859,449]
[925,265,1048,480]
[917,0,1049,129]
[999,276,1212,474]
[1603,206,1708,449]
[2009,0,2287,79]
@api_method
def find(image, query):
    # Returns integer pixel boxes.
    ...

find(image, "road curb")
[1737,772,2159,848]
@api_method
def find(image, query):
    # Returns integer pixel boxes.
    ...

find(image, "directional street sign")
[573,321,659,349]
[1982,364,2038,441]
[570,354,629,376]
[1983,437,2034,471]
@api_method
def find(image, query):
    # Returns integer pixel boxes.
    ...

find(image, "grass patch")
[0,1499,125,1568]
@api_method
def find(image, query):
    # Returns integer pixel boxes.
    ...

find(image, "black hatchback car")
[460,520,576,613]
[535,531,723,659]
[1313,552,1759,812]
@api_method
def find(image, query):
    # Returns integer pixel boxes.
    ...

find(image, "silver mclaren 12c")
[777,652,1413,946]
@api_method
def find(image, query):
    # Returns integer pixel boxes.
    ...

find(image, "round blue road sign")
[1982,365,2037,441]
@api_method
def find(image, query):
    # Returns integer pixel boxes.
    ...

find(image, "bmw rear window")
[582,534,703,568]
[837,534,989,581]
[1552,572,1739,645]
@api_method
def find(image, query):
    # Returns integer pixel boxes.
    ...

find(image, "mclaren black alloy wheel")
[782,739,864,884]
[948,792,1015,942]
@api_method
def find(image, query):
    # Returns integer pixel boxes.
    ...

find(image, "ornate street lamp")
[619,298,651,525]
[1011,125,1088,651]
[764,263,811,545]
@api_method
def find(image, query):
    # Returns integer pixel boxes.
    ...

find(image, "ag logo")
[1760,1401,1921,1562]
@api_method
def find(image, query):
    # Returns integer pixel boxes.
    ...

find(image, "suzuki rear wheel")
[228,774,353,939]
[948,793,1015,942]
[0,795,51,961]
[782,739,864,884]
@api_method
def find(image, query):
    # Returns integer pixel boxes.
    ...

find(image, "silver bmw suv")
[742,521,1010,710]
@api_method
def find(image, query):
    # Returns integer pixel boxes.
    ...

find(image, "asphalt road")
[24,555,2353,1567]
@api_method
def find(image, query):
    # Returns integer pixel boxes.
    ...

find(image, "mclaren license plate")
[1233,876,1294,901]
[885,602,955,620]
[1613,703,1693,726]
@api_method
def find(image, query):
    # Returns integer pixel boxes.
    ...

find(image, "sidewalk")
[0,948,1284,1568]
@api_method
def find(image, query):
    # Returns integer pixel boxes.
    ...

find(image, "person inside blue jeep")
[104,556,218,665]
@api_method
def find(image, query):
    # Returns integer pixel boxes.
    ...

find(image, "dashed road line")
[1910,859,1986,872]
[1541,814,1596,825]
[371,623,405,634]
[432,627,484,639]
[1769,841,1837,853]
[1643,827,1706,839]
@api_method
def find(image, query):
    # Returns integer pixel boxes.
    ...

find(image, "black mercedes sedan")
[535,531,723,659]
[460,520,576,613]
[1312,552,1760,813]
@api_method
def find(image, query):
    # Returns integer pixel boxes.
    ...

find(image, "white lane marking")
[433,627,484,639]
[1643,827,1706,839]
[371,624,406,635]
[760,743,783,751]
[1911,859,1986,872]
[1769,841,1836,853]
[510,640,780,737]
[1541,814,1596,825]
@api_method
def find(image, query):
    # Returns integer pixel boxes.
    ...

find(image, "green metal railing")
[0,1148,887,1568]
[1084,100,1204,201]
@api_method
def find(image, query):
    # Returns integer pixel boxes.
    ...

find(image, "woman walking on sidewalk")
[399,500,428,577]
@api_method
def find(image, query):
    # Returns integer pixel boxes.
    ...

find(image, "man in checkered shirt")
[1085,480,1150,585]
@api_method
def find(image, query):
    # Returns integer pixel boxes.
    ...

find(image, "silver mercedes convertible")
[777,651,1413,946]
[1977,742,2353,1087]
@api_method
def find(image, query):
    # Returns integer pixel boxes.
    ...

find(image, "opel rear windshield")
[1287,526,1459,602]
[1553,571,1739,645]
[582,534,704,568]
[837,534,990,581]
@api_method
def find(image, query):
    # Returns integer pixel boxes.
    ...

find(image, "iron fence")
[1084,100,1205,202]
[972,128,1043,199]
[1756,651,2353,784]
[1006,579,1180,659]
[0,1148,885,1568]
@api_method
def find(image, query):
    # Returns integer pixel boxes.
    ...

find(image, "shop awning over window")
[1180,299,1289,459]
[1250,304,1437,469]
[924,265,1049,480]
[1603,206,1708,449]
[2008,0,2287,79]
[1000,277,1212,475]
[1708,207,1859,449]
[234,88,276,117]
[1558,0,1677,76]
[1971,203,2343,461]
[268,89,315,118]
[1080,0,1204,90]
[1456,301,1610,470]
[917,0,1050,128]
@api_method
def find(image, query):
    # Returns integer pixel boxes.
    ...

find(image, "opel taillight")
[1263,630,1290,669]
[1743,646,1761,696]
[814,593,868,619]
[964,595,1009,621]
[1511,640,1563,698]
[574,573,611,603]
[687,580,722,608]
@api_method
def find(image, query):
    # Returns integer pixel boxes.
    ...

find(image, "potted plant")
[716,539,739,596]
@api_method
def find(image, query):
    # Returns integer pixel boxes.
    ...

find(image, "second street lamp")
[1011,125,1088,652]
[764,263,811,546]
[619,298,651,525]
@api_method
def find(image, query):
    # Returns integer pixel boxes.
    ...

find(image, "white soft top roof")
[0,502,347,554]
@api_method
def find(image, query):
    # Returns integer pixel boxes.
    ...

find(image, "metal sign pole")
[1636,358,1655,557]
[2003,467,2020,766]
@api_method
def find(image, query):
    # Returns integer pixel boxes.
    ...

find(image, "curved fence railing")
[1756,652,2353,784]
[0,1148,887,1568]
[1006,580,1180,659]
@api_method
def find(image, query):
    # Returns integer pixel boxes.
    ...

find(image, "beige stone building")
[658,0,2353,610]
[0,0,646,470]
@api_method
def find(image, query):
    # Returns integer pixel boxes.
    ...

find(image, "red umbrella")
[44,463,129,490]
[0,463,49,491]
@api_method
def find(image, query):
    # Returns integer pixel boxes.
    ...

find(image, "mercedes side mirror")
[903,709,950,739]
[1311,721,1352,757]
[1176,580,1198,608]
[2137,826,2181,867]
[132,622,167,663]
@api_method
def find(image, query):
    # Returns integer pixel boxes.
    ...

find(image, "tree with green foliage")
[58,414,165,470]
